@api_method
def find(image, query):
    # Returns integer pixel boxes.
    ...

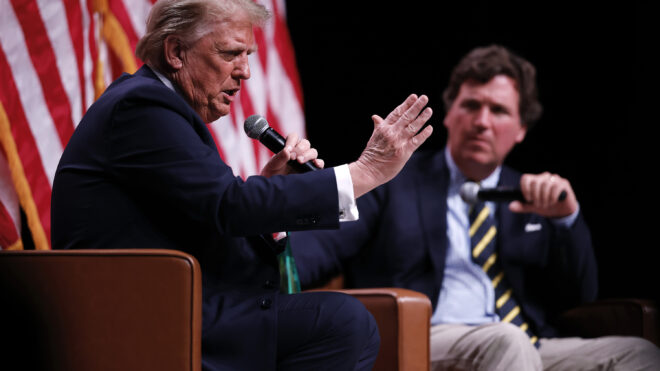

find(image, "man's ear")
[163,35,184,70]
[515,124,528,143]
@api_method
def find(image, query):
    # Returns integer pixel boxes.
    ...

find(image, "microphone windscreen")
[459,181,480,204]
[244,114,269,139]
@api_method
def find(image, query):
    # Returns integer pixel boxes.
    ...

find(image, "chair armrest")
[558,298,659,346]
[339,288,431,371]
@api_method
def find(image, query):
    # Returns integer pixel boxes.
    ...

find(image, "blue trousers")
[276,291,380,370]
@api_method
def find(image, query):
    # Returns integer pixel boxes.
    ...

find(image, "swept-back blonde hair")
[136,0,270,70]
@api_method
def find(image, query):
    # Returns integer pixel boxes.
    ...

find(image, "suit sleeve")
[106,96,340,237]
[289,189,383,288]
[547,211,598,304]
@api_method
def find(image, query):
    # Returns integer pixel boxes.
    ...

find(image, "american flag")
[0,0,306,250]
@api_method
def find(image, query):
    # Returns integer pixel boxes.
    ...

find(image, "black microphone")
[460,181,567,204]
[244,114,319,173]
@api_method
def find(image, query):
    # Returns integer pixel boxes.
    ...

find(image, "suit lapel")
[417,150,449,304]
[495,166,524,267]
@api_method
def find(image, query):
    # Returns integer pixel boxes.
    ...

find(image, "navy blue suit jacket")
[291,149,598,338]
[51,66,341,370]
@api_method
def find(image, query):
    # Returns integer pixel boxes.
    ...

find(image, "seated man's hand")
[509,172,578,218]
[349,94,433,198]
[261,132,324,177]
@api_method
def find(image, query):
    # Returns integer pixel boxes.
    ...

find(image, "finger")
[298,148,318,163]
[545,174,561,207]
[530,172,551,206]
[284,133,300,159]
[313,158,325,169]
[295,138,311,152]
[548,176,568,204]
[398,95,429,126]
[371,114,384,126]
[544,173,562,207]
[519,174,533,203]
[405,107,433,137]
[268,149,290,171]
[294,139,312,162]
[538,174,554,208]
[408,124,433,150]
[384,94,418,124]
[509,200,524,213]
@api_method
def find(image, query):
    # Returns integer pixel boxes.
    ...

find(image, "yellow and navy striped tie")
[469,202,539,347]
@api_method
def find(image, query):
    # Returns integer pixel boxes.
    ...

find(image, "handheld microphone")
[244,114,319,173]
[460,181,567,204]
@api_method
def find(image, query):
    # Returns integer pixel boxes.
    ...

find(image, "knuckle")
[407,123,417,134]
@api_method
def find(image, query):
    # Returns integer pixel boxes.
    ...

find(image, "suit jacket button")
[260,298,272,309]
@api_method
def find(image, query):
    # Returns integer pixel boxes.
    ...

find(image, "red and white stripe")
[0,149,21,249]
[0,0,306,249]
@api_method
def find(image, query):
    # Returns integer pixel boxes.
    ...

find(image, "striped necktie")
[469,202,539,347]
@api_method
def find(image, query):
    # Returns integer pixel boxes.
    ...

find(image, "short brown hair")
[442,45,542,127]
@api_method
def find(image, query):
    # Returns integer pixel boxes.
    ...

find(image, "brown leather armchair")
[0,249,202,371]
[311,275,432,371]
[0,249,431,371]
[558,298,659,347]
[337,288,431,371]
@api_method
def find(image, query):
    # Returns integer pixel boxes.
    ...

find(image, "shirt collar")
[444,147,502,192]
[149,65,176,92]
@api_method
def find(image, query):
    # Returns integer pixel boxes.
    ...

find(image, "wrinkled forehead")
[199,15,256,51]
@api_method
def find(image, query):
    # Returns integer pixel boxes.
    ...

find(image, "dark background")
[285,2,656,302]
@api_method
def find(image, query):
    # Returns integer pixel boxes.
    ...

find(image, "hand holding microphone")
[461,172,578,218]
[245,114,323,176]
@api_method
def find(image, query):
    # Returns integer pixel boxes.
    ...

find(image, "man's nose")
[474,107,491,129]
[233,55,250,80]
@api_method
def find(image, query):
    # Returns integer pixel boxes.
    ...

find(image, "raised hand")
[349,94,433,198]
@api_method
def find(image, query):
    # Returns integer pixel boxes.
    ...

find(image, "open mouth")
[224,88,239,97]
[222,88,239,102]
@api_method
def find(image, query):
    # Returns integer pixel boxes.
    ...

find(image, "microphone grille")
[244,114,269,139]
[459,181,480,204]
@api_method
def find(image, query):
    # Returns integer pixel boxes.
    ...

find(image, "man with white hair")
[51,0,434,369]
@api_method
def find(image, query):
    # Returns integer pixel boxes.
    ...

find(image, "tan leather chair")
[313,275,432,371]
[0,249,431,371]
[0,249,202,371]
[339,288,431,371]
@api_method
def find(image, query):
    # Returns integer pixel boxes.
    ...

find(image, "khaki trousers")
[430,322,660,371]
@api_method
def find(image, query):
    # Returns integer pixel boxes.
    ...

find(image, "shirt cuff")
[551,203,580,228]
[334,164,359,221]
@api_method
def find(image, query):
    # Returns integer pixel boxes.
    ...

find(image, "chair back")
[0,249,202,371]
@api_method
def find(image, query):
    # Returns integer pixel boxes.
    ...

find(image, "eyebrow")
[215,42,258,55]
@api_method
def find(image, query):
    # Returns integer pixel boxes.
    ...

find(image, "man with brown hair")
[292,45,660,369]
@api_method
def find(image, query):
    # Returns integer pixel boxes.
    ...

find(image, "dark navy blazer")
[51,66,340,370]
[291,149,598,338]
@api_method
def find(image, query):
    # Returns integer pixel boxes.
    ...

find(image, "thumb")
[271,144,293,165]
[508,200,526,214]
[371,114,384,126]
